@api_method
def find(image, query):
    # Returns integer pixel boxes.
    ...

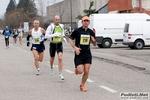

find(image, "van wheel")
[97,44,103,48]
[134,40,144,49]
[128,46,135,49]
[102,39,112,48]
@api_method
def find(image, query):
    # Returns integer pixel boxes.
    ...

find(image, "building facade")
[46,0,108,28]
[132,0,150,15]
[46,0,150,28]
[132,0,150,10]
[108,0,150,15]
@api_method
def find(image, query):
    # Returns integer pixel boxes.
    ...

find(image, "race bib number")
[34,38,40,43]
[5,36,8,38]
[80,35,90,45]
[15,32,18,35]
[20,32,23,35]
[53,37,61,42]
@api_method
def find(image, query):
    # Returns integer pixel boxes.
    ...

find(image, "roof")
[95,4,108,13]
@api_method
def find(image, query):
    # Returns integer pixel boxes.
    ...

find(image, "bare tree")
[57,1,66,23]
[37,0,45,17]
[4,8,31,29]
[36,0,46,28]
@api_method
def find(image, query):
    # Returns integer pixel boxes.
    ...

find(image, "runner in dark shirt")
[69,16,97,92]
[3,26,11,48]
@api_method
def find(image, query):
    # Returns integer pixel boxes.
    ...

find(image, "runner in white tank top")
[18,26,24,45]
[32,27,44,45]
[26,20,46,75]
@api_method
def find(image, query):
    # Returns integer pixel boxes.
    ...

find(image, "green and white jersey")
[45,23,65,44]
[52,26,63,43]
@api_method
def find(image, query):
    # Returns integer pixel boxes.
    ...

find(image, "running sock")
[50,66,53,69]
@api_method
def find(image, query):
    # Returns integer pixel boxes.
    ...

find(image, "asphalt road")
[0,35,149,100]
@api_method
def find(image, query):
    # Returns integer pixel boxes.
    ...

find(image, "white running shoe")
[58,73,64,80]
[36,70,40,75]
[50,68,54,76]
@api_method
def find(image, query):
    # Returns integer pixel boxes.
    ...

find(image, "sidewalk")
[92,51,150,71]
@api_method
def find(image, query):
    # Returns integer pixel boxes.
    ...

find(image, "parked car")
[123,22,150,49]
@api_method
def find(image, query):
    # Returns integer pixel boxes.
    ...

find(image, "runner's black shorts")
[74,52,92,68]
[31,43,45,53]
[49,42,63,57]
[13,35,18,38]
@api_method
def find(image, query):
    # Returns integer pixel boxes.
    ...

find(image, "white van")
[87,13,150,48]
[123,22,150,49]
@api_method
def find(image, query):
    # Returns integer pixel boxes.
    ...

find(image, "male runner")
[45,15,67,80]
[69,16,97,92]
[26,20,46,75]
[12,27,18,45]
[3,26,11,48]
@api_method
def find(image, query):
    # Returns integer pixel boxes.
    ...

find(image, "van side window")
[124,24,129,32]
[146,19,150,21]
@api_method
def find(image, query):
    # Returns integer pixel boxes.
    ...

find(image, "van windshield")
[124,23,129,32]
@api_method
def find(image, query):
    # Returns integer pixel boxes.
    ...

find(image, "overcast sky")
[0,0,17,18]
[0,0,63,18]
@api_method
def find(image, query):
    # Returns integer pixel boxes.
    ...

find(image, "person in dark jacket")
[3,26,11,48]
[12,27,18,45]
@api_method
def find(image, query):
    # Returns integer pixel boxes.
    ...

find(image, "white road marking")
[11,44,33,56]
[65,69,74,73]
[54,65,58,68]
[87,79,94,83]
[80,77,94,83]
[100,86,117,93]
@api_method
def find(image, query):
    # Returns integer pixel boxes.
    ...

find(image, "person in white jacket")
[45,15,67,80]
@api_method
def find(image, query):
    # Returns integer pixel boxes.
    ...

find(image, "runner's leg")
[8,37,9,46]
[19,37,22,45]
[20,36,22,45]
[32,50,40,69]
[58,52,63,72]
[58,52,65,80]
[38,52,44,62]
[81,64,90,85]
[14,37,17,44]
[6,38,9,47]
[49,43,56,68]
[79,64,90,92]
[76,64,84,74]
[50,57,55,67]
[5,38,7,47]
